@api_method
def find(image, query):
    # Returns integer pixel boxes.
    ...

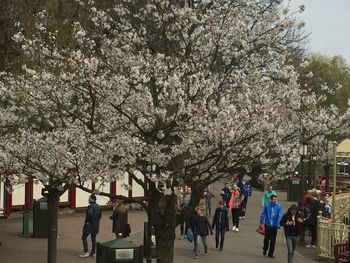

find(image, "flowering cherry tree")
[0,1,329,262]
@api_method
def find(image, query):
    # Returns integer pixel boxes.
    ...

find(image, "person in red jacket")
[228,186,244,232]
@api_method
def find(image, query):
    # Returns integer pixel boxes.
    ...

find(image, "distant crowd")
[177,178,332,262]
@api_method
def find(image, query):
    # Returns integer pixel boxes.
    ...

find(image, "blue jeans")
[194,235,208,256]
[286,236,298,263]
[205,199,211,216]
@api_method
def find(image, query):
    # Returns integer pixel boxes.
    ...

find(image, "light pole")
[299,142,308,245]
[311,155,317,188]
[300,143,308,199]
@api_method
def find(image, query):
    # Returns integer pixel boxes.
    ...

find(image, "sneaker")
[179,235,184,240]
[79,252,90,258]
[306,244,316,248]
[90,253,96,258]
[219,248,223,251]
[242,216,245,220]
[194,256,198,259]
[239,216,242,220]
[204,253,208,256]
[235,228,239,232]
[232,226,236,231]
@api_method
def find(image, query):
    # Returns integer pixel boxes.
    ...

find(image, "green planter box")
[97,238,143,263]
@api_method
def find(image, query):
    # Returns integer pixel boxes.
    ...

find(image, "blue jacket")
[260,203,282,228]
[237,180,252,197]
[83,202,102,234]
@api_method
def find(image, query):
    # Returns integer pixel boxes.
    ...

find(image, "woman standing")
[110,199,128,238]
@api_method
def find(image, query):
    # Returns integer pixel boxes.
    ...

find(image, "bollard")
[22,211,30,236]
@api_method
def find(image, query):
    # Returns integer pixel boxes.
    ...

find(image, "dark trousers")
[309,224,317,245]
[231,209,240,228]
[263,225,278,256]
[82,233,96,254]
[180,222,187,236]
[242,196,248,212]
[215,226,226,249]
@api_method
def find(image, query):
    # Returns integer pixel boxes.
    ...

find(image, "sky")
[289,0,350,64]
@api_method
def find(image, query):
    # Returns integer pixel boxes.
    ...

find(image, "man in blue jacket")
[260,195,282,258]
[79,195,102,258]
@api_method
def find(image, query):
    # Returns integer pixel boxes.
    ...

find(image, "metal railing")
[317,215,350,258]
[325,192,350,222]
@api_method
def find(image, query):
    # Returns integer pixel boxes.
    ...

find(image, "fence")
[325,192,350,222]
[317,214,350,258]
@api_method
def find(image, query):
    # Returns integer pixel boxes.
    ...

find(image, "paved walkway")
[0,184,321,263]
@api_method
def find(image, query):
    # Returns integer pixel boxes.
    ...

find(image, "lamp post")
[311,155,317,188]
[300,143,308,199]
[299,142,308,245]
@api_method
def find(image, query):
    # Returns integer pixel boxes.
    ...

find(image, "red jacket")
[228,189,242,210]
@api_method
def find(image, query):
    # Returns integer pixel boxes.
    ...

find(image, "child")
[228,186,243,232]
[192,206,213,259]
[212,200,229,251]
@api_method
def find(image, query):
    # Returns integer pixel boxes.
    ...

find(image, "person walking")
[228,186,243,232]
[179,187,192,239]
[203,187,213,216]
[280,204,303,263]
[305,197,321,248]
[237,176,252,219]
[261,185,277,207]
[220,182,231,207]
[110,199,128,238]
[212,200,229,251]
[259,194,282,258]
[79,195,102,258]
[192,207,213,259]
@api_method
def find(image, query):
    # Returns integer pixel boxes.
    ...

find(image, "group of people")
[178,177,253,259]
[78,195,129,258]
[179,181,326,262]
[79,182,328,261]
[259,185,332,263]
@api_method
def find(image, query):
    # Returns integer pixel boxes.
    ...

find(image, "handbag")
[256,224,265,235]
[186,229,193,243]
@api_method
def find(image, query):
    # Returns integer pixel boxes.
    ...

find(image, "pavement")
[0,183,324,263]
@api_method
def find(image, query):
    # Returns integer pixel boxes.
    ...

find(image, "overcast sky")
[289,0,350,64]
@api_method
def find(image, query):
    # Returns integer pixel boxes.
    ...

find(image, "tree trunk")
[47,190,60,263]
[155,225,175,263]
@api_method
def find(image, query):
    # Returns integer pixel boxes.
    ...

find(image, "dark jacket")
[220,187,232,204]
[193,215,213,236]
[280,210,302,237]
[212,207,229,230]
[83,202,102,235]
[110,204,128,237]
[305,199,321,226]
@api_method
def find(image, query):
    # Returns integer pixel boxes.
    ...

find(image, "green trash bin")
[33,197,48,238]
[287,178,303,202]
[97,238,143,263]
